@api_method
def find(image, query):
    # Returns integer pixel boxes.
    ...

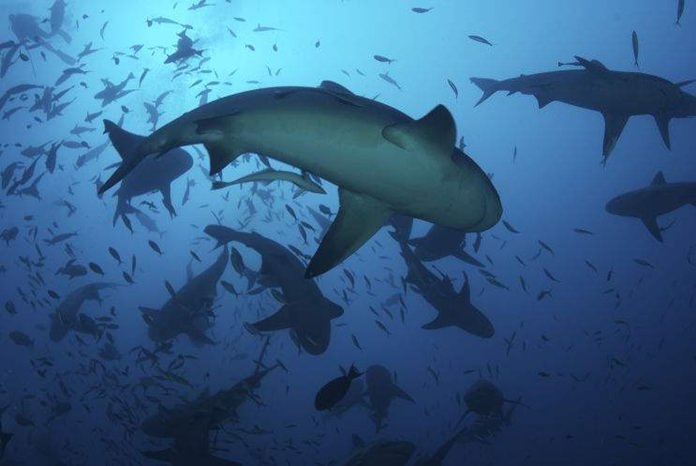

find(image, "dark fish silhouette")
[315,365,362,411]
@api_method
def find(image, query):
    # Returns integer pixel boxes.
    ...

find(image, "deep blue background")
[1,1,695,465]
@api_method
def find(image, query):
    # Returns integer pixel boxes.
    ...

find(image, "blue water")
[1,1,695,465]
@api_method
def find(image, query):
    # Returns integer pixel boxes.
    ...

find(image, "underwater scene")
[1,0,695,465]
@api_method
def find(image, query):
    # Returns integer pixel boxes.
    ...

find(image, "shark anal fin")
[305,189,391,278]
[653,114,672,150]
[601,113,629,158]
[640,217,663,242]
[382,105,456,157]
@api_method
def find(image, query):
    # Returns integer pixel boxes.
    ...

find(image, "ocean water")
[1,1,695,465]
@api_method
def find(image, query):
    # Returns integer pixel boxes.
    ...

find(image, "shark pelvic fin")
[640,217,663,242]
[305,189,391,278]
[601,113,629,158]
[653,115,672,150]
[382,104,456,157]
[651,171,667,185]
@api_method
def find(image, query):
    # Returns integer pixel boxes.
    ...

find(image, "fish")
[373,55,396,64]
[469,35,493,46]
[212,168,326,194]
[314,365,362,411]
[677,0,685,25]
[148,240,162,255]
[412,7,433,13]
[447,79,458,98]
[632,30,640,69]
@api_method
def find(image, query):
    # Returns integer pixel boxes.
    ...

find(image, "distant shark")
[606,171,696,241]
[98,81,502,278]
[365,364,415,432]
[139,248,227,345]
[471,56,696,161]
[396,235,494,338]
[49,282,117,341]
[205,224,344,355]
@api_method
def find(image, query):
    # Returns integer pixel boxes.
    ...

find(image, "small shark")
[606,171,696,241]
[99,81,502,278]
[365,364,415,432]
[397,236,494,338]
[205,224,344,355]
[94,73,136,107]
[471,56,696,161]
[397,218,483,267]
[49,282,117,341]
[139,248,227,344]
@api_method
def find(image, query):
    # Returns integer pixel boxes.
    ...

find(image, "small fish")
[88,262,104,275]
[634,258,654,269]
[373,54,395,64]
[412,7,433,13]
[469,35,493,46]
[379,72,401,90]
[148,240,162,255]
[502,220,520,234]
[220,280,238,296]
[631,30,639,69]
[447,79,458,98]
[164,280,176,297]
[351,334,362,350]
[677,0,685,26]
[375,320,391,335]
[573,228,594,235]
[190,250,201,262]
[108,247,122,264]
[543,268,560,283]
[123,271,134,284]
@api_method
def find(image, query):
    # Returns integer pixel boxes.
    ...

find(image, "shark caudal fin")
[99,120,148,195]
[470,78,500,106]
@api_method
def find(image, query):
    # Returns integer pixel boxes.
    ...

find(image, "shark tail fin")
[470,78,500,106]
[99,120,148,195]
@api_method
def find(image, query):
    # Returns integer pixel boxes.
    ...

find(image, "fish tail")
[469,78,500,106]
[100,120,148,195]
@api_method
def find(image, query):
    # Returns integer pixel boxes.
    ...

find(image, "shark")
[98,81,502,278]
[365,364,415,432]
[139,248,228,345]
[471,56,696,161]
[205,224,344,355]
[396,235,495,338]
[141,365,276,466]
[341,440,415,466]
[49,282,117,341]
[606,171,696,242]
[104,120,193,224]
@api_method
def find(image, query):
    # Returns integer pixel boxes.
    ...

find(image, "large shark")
[98,81,502,278]
[205,224,344,355]
[104,120,193,224]
[49,282,117,341]
[606,171,696,242]
[139,248,228,345]
[396,235,495,338]
[471,56,696,160]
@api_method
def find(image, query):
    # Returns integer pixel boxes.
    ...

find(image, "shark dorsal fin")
[319,80,354,95]
[382,105,456,157]
[651,171,667,186]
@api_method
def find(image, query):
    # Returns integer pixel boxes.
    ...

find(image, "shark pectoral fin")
[194,115,244,175]
[422,312,450,330]
[381,105,456,157]
[249,303,297,331]
[305,189,391,278]
[653,114,672,150]
[391,384,415,403]
[640,217,663,242]
[601,113,629,158]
